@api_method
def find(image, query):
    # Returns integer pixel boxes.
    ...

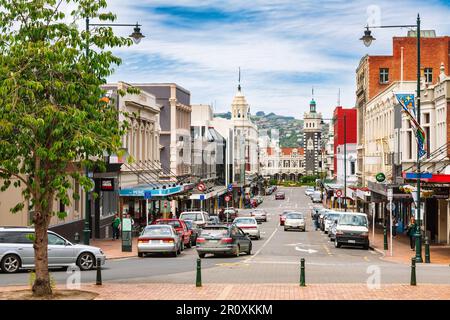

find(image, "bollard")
[410,257,416,286]
[96,258,102,286]
[74,232,80,244]
[196,258,202,287]
[424,236,430,264]
[300,258,306,287]
[383,226,388,250]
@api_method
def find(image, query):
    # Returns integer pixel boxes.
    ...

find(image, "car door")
[236,227,249,251]
[47,232,74,266]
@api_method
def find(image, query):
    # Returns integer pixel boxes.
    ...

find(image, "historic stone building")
[303,98,323,175]
[260,146,305,181]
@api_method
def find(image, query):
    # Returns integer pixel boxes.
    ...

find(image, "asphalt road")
[2,187,450,286]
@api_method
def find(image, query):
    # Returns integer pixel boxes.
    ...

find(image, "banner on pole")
[395,93,426,158]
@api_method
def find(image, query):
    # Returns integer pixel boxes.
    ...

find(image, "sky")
[101,0,450,119]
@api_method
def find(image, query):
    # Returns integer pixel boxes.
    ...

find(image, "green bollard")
[383,226,388,250]
[196,258,202,287]
[96,258,102,286]
[424,236,430,263]
[300,258,306,287]
[410,257,416,286]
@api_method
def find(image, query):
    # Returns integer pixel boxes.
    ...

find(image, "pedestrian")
[313,210,320,230]
[112,213,121,240]
[406,217,416,250]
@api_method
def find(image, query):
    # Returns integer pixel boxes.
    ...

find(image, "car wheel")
[198,253,206,258]
[138,252,144,258]
[235,245,240,257]
[77,252,95,271]
[172,248,179,257]
[363,244,370,250]
[1,254,21,273]
[334,239,341,248]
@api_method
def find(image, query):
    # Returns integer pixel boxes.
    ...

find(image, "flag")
[395,93,426,158]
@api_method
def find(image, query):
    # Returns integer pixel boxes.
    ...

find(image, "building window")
[379,68,389,84]
[350,161,355,175]
[424,68,433,84]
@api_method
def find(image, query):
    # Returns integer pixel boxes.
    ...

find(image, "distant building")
[303,97,322,175]
[260,146,305,181]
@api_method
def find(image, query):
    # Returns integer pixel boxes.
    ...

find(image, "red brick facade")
[367,36,450,100]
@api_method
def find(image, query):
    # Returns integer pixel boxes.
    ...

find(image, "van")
[179,211,210,228]
[334,212,369,250]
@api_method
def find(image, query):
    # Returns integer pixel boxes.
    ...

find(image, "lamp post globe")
[130,23,145,44]
[360,27,375,47]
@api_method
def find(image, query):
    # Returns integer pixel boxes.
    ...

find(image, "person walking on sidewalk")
[112,213,121,240]
[406,217,416,250]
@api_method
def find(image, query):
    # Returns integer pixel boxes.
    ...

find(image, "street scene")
[1,0,450,304]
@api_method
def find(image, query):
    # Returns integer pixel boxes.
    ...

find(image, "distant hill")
[213,111,305,147]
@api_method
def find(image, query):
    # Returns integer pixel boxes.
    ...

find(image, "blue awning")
[119,184,186,197]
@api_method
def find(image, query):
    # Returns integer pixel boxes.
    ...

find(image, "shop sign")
[101,178,114,191]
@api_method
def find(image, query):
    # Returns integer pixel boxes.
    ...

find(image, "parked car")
[334,212,370,250]
[279,210,294,226]
[152,218,192,249]
[275,191,285,200]
[137,225,182,257]
[311,191,322,203]
[196,225,252,258]
[232,217,260,239]
[323,212,342,234]
[179,211,209,228]
[318,209,332,231]
[305,187,315,197]
[0,227,105,273]
[284,212,306,231]
[208,216,221,225]
[183,220,201,247]
[254,196,264,204]
[251,209,267,223]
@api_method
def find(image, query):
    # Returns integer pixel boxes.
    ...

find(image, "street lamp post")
[360,14,423,262]
[82,18,144,245]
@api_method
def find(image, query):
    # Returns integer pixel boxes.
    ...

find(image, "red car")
[279,210,294,226]
[275,191,285,200]
[152,219,192,249]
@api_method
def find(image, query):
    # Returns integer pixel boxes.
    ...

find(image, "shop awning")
[190,186,227,200]
[119,184,188,197]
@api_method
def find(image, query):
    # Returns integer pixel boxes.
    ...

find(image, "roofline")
[106,82,191,95]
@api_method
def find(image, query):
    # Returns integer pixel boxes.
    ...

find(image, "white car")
[284,212,306,231]
[179,211,210,228]
[305,188,315,196]
[251,209,267,223]
[232,217,260,240]
[335,212,370,250]
[311,191,322,203]
[323,212,342,233]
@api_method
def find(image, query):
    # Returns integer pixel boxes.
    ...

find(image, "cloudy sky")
[104,0,450,119]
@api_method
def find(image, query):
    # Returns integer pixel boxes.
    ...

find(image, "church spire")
[310,86,316,113]
[238,67,241,92]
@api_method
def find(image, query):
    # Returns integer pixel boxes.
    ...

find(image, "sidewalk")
[2,283,450,300]
[90,238,138,260]
[369,227,450,265]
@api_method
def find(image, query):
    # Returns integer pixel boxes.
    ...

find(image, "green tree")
[0,0,134,296]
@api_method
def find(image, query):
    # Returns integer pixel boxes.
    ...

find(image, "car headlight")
[360,232,369,237]
[99,249,104,255]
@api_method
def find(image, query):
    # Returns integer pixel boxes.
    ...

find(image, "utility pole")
[344,114,347,212]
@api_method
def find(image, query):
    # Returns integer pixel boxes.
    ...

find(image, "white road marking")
[244,225,279,263]
[295,247,317,254]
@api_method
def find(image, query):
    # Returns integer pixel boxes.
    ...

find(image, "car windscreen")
[326,213,341,221]
[234,218,256,224]
[155,220,181,228]
[338,214,368,227]
[184,220,193,228]
[180,213,203,221]
[286,213,303,219]
[143,226,173,236]
[200,228,228,237]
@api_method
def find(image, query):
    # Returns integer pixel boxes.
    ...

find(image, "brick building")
[356,31,450,186]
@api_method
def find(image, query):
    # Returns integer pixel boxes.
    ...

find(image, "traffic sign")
[144,191,152,200]
[225,195,231,202]
[197,183,206,192]
[335,189,342,198]
[387,188,393,201]
[200,195,205,201]
[227,184,233,192]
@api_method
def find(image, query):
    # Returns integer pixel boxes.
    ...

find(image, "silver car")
[0,227,106,273]
[137,225,182,257]
[251,209,267,223]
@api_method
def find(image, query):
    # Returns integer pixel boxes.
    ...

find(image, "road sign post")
[387,188,393,257]
[144,191,152,226]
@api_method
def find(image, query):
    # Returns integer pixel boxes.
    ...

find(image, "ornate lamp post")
[360,14,423,262]
[82,19,144,245]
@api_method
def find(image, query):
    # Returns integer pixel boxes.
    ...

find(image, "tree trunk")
[32,198,53,297]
